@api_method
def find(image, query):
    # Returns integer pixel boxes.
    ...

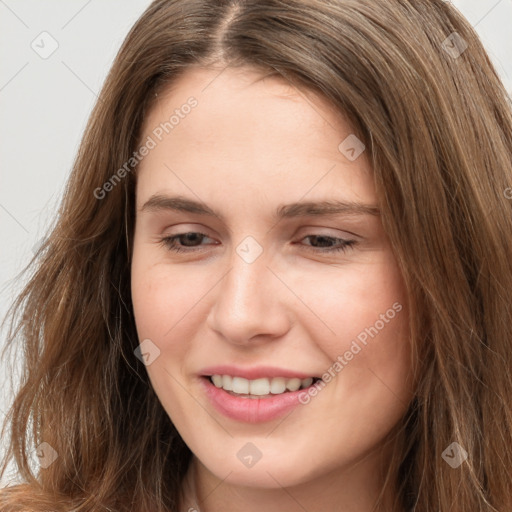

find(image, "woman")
[1,1,511,511]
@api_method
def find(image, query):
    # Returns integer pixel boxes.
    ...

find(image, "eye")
[299,234,357,253]
[158,232,357,254]
[159,232,216,253]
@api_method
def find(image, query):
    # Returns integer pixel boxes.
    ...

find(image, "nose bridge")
[206,236,289,343]
[225,234,270,304]
[221,243,272,319]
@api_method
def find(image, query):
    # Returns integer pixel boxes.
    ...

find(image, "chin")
[197,444,323,489]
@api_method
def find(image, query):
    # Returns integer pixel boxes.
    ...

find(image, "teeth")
[232,377,249,394]
[270,377,286,394]
[211,375,223,387]
[222,375,233,391]
[249,378,270,395]
[210,375,315,397]
[302,377,313,388]
[286,378,301,392]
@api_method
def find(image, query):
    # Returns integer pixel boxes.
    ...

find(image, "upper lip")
[200,365,319,380]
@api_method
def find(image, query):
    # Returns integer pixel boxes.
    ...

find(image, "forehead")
[141,64,356,154]
[136,65,374,208]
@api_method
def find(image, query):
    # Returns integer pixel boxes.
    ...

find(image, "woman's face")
[131,65,414,490]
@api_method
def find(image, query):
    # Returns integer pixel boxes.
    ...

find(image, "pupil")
[182,233,201,246]
[312,235,331,247]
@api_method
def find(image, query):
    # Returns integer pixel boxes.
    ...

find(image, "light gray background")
[1,0,511,486]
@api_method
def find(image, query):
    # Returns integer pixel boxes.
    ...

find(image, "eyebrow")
[140,194,380,219]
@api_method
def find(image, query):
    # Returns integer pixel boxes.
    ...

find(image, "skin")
[131,65,414,512]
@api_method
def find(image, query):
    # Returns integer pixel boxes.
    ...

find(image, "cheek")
[130,257,206,410]
[130,243,413,480]
[131,253,207,345]
[297,256,408,359]
[131,245,409,374]
[300,257,413,418]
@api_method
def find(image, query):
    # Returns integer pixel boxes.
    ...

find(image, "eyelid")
[160,225,356,243]
[158,230,358,255]
[295,225,361,239]
[160,219,361,239]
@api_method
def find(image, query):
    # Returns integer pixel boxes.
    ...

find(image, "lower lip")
[200,377,312,423]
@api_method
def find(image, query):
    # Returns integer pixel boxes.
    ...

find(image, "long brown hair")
[1,1,512,510]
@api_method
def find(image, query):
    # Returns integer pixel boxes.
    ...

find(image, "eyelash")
[158,232,357,254]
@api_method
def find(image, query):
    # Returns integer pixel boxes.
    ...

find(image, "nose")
[206,244,291,346]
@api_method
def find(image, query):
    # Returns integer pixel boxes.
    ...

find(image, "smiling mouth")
[205,374,321,399]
